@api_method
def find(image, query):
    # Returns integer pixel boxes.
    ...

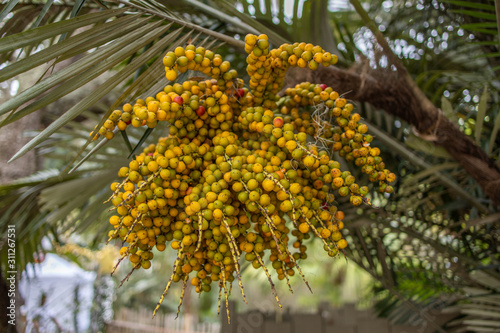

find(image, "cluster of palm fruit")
[95,34,396,319]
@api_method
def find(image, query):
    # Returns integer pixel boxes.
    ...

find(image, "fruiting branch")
[98,34,396,319]
[285,65,500,209]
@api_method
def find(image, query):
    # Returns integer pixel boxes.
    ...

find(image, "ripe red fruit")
[173,96,183,104]
[196,106,206,116]
[273,117,284,128]
[235,88,245,98]
[319,84,327,91]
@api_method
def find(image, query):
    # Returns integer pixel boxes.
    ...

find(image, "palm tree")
[0,0,499,331]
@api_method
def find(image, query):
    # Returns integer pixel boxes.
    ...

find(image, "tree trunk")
[0,112,40,184]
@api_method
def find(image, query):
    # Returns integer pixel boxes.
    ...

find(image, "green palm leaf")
[0,0,20,22]
[0,13,145,82]
[0,8,126,53]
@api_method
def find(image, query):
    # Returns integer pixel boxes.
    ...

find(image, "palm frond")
[1,0,247,165]
[444,271,500,332]
[0,8,123,54]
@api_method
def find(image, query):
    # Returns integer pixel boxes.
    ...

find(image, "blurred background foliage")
[0,0,499,331]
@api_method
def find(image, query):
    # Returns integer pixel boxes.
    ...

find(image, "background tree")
[1,0,499,331]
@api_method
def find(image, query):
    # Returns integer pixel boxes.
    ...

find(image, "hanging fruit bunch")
[93,34,396,320]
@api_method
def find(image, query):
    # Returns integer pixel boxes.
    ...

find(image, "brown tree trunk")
[0,112,40,184]
[0,68,42,184]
